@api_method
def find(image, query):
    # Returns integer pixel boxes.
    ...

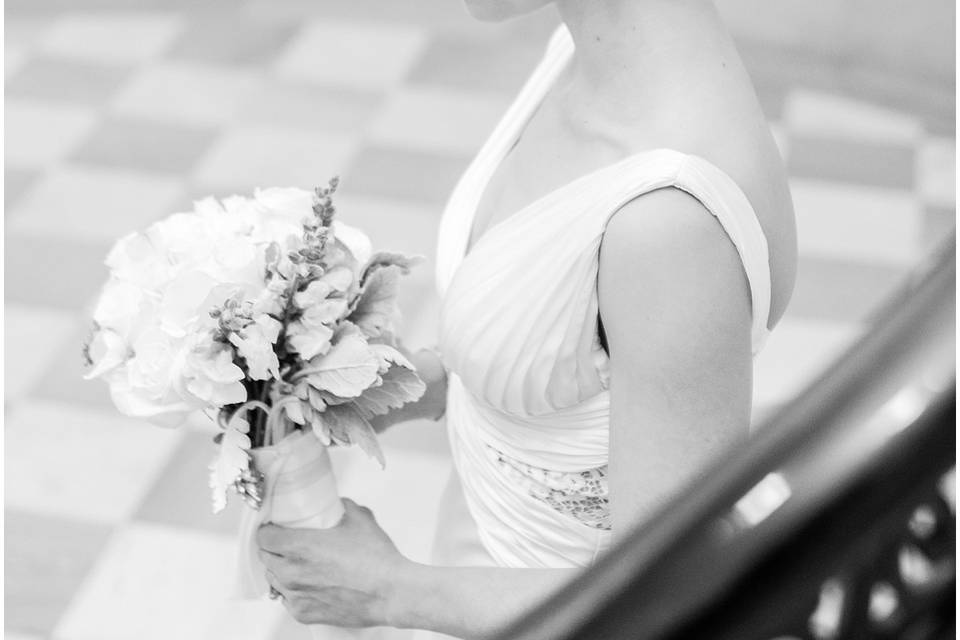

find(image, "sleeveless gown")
[417,24,772,638]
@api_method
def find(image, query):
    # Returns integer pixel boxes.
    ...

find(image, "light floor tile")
[336,193,443,259]
[395,272,442,351]
[8,165,182,242]
[754,318,865,408]
[52,523,252,640]
[367,87,509,156]
[330,445,451,564]
[4,304,79,402]
[202,600,287,640]
[5,402,183,523]
[269,616,316,640]
[193,127,357,193]
[38,13,183,63]
[790,178,922,265]
[31,323,117,411]
[378,417,451,459]
[916,136,956,209]
[5,510,114,637]
[237,81,382,133]
[110,62,261,127]
[275,21,426,91]
[270,616,402,640]
[787,256,909,323]
[783,88,923,144]
[5,100,98,169]
[4,233,111,310]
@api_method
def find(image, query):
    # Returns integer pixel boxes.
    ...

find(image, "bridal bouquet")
[83,178,425,596]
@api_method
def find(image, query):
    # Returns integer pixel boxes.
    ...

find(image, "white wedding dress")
[418,23,772,636]
[420,23,771,639]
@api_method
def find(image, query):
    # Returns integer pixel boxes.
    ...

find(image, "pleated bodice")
[433,25,772,568]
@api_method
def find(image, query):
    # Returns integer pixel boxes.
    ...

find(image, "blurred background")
[4,0,955,638]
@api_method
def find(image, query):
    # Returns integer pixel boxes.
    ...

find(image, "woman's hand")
[257,498,410,627]
[369,346,448,433]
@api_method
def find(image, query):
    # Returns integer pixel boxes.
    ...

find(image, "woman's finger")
[264,569,285,600]
[257,523,308,554]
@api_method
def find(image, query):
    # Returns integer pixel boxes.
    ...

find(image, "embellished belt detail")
[445,373,612,567]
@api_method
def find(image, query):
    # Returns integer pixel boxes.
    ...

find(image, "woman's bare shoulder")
[682,121,798,330]
[612,115,797,331]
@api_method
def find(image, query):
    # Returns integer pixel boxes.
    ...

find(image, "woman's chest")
[468,100,627,254]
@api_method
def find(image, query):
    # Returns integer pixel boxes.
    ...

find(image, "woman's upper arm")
[598,187,754,536]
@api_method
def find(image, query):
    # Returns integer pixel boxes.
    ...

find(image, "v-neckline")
[460,26,575,262]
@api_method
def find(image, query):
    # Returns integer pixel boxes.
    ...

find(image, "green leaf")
[348,265,402,339]
[208,416,252,513]
[307,387,327,412]
[360,252,423,284]
[353,363,426,418]
[319,403,385,468]
[302,332,380,398]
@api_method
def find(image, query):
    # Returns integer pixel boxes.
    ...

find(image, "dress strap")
[600,149,773,354]
[435,25,574,297]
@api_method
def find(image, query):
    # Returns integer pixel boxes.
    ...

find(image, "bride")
[257,0,797,636]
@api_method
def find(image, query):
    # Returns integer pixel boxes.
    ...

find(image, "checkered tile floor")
[4,2,955,638]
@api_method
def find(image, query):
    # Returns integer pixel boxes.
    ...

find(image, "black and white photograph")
[3,0,956,638]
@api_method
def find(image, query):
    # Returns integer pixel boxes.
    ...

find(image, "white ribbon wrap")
[235,429,345,599]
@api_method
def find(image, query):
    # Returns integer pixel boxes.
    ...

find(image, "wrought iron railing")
[497,236,956,640]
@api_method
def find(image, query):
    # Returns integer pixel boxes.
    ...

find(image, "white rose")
[184,344,247,407]
[92,278,145,338]
[105,232,170,291]
[84,328,130,380]
[147,211,213,269]
[104,327,196,421]
[158,270,221,338]
[332,220,372,266]
[249,187,314,244]
[105,368,194,423]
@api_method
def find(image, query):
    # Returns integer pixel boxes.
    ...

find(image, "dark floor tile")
[134,430,245,534]
[407,35,545,95]
[6,56,132,107]
[922,205,956,250]
[343,146,470,204]
[69,117,219,175]
[4,168,40,212]
[166,15,299,66]
[788,136,916,189]
[4,509,113,636]
[755,82,789,121]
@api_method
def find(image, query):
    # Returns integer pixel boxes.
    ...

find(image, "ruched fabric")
[433,25,772,569]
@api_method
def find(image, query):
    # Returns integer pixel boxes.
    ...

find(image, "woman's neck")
[553,0,738,126]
